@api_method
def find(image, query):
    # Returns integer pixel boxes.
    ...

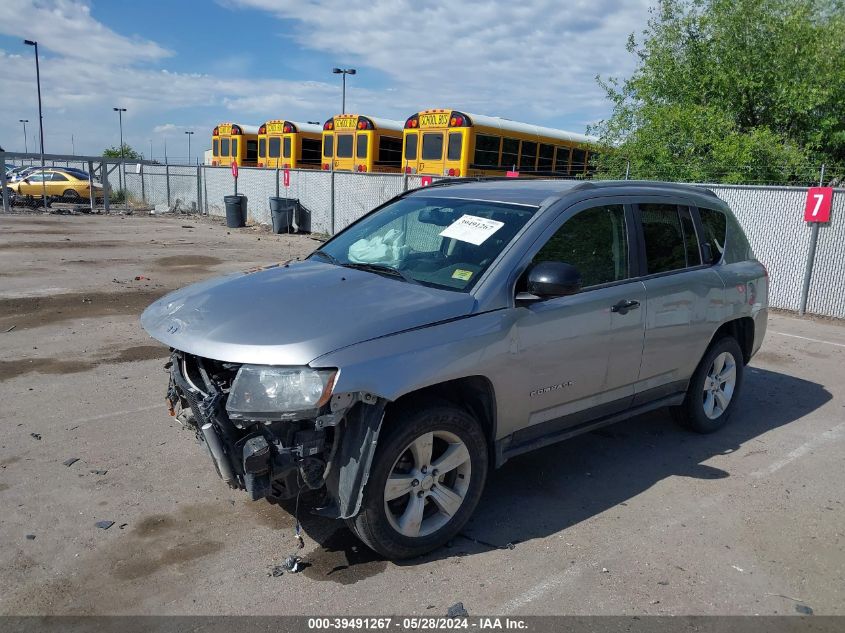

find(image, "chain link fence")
[2,151,844,319]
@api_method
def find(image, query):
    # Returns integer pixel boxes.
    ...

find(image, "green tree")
[590,0,845,184]
[102,143,142,160]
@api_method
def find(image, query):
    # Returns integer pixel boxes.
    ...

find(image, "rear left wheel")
[347,403,488,559]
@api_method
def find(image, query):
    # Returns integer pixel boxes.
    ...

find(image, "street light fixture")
[113,107,127,190]
[332,67,356,114]
[24,39,47,210]
[185,131,194,165]
[19,120,29,153]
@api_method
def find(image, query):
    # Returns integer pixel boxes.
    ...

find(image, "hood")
[140,259,476,365]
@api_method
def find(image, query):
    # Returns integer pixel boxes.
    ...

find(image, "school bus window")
[404,133,418,161]
[538,144,554,170]
[337,134,353,158]
[356,134,368,159]
[520,141,537,171]
[379,136,402,165]
[247,140,258,162]
[473,134,500,167]
[232,138,239,158]
[555,147,570,173]
[422,133,443,160]
[571,148,587,172]
[269,137,281,158]
[323,135,334,158]
[221,138,230,156]
[302,138,321,163]
[502,138,519,169]
[283,137,292,159]
[213,139,219,157]
[258,138,266,159]
[447,133,462,161]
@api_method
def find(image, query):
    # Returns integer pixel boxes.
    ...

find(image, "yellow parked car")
[7,168,104,202]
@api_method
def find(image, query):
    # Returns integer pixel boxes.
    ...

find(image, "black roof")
[407,178,720,207]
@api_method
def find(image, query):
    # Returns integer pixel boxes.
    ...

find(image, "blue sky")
[0,0,651,160]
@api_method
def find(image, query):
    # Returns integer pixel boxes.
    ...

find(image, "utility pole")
[23,39,47,210]
[19,120,29,153]
[332,68,357,114]
[113,107,127,190]
[185,131,194,165]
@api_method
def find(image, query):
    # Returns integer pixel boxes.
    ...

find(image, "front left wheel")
[347,402,488,559]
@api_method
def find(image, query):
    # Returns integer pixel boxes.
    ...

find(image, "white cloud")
[229,0,651,129]
[0,0,170,65]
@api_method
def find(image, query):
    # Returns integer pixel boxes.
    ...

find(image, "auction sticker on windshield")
[440,214,504,246]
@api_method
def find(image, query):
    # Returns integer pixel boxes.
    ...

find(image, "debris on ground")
[94,520,115,530]
[118,523,128,529]
[269,566,285,577]
[182,225,194,229]
[30,433,41,440]
[282,554,304,573]
[25,534,36,541]
[601,567,610,573]
[4,325,15,333]
[90,469,108,475]
[134,275,149,281]
[446,602,469,618]
[795,604,813,615]
[63,458,80,467]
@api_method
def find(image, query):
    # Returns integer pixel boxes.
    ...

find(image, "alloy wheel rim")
[383,430,471,538]
[702,351,737,419]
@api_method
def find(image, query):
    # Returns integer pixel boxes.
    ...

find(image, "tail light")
[283,123,293,133]
[323,121,334,130]
[212,126,219,136]
[404,166,411,174]
[258,125,266,134]
[284,163,290,169]
[258,162,264,168]
[322,163,329,170]
[404,116,419,129]
[212,160,218,166]
[447,168,460,176]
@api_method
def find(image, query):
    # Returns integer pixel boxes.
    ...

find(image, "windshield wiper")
[342,262,418,284]
[310,249,341,266]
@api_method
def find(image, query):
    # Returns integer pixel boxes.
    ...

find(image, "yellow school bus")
[257,119,323,169]
[321,114,404,172]
[402,109,597,177]
[211,123,260,167]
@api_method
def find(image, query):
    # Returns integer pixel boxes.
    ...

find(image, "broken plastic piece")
[446,602,468,618]
[25,534,36,540]
[63,458,80,467]
[30,433,42,440]
[95,520,115,530]
[283,554,303,573]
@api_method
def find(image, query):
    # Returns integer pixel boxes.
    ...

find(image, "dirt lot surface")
[0,213,843,616]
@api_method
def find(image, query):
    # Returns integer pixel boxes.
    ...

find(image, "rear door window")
[698,208,727,264]
[356,134,368,159]
[269,137,281,158]
[258,138,266,158]
[323,135,333,158]
[220,138,230,156]
[422,133,443,160]
[231,138,238,158]
[283,137,292,159]
[336,134,353,158]
[638,203,688,274]
[213,139,219,156]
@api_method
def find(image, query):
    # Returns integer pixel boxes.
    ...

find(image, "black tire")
[674,336,744,433]
[63,189,81,200]
[347,402,488,559]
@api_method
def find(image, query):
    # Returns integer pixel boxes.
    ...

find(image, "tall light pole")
[71,134,75,155]
[185,131,194,165]
[19,120,28,153]
[149,139,153,162]
[332,68,356,114]
[24,39,47,210]
[113,107,126,190]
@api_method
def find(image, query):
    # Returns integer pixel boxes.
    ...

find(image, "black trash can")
[224,194,247,228]
[269,197,297,234]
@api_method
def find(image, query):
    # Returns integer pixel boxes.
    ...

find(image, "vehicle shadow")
[296,366,830,574]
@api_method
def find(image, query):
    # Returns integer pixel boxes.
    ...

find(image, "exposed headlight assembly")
[226,366,337,421]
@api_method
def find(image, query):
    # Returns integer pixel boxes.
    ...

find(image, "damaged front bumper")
[164,350,385,518]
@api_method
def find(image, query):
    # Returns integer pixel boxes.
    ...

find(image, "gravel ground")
[0,213,842,616]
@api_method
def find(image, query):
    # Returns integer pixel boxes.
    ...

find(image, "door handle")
[611,299,640,314]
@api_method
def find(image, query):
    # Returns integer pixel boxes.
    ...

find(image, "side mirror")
[23,178,30,184]
[519,261,582,301]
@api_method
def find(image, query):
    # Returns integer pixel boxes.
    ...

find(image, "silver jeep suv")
[141,179,768,559]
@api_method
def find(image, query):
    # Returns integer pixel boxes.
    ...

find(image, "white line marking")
[770,331,845,349]
[500,566,582,615]
[752,422,845,478]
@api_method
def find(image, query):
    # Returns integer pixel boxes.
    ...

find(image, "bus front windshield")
[311,196,537,291]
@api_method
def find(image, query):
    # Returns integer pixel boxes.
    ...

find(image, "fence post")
[330,169,336,235]
[624,160,631,180]
[196,165,202,215]
[87,160,95,212]
[102,160,110,213]
[1,153,9,214]
[202,166,209,214]
[275,168,280,198]
[140,162,146,204]
[798,164,825,316]
[165,163,171,207]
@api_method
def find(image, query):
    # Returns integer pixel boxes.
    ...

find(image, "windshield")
[312,195,538,291]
